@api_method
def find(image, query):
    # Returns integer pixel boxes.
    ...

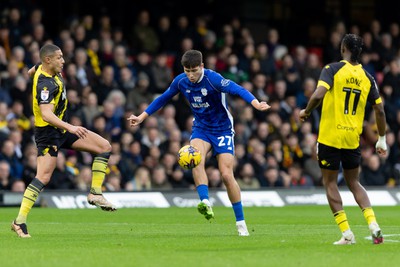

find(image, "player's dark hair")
[181,50,203,68]
[39,44,61,60]
[342,34,363,63]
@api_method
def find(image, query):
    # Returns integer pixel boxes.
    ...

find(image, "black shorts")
[317,142,361,170]
[34,126,79,157]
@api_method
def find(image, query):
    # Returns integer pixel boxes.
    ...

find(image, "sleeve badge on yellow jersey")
[41,87,49,101]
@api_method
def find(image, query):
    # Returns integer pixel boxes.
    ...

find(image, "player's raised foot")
[197,199,214,220]
[87,193,117,211]
[11,220,31,238]
[236,220,249,236]
[333,230,355,245]
[369,222,384,244]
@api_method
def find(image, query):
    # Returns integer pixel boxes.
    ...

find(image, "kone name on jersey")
[346,77,361,86]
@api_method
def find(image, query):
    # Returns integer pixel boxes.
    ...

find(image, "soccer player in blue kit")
[128,50,270,236]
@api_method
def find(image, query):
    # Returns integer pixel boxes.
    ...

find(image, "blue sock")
[232,201,244,221]
[196,184,209,201]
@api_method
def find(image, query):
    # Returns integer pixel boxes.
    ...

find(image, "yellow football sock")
[16,178,45,224]
[334,210,350,233]
[362,207,377,225]
[90,152,110,194]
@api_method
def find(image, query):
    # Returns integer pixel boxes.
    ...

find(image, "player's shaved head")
[39,44,61,60]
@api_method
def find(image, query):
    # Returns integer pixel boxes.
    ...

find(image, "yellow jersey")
[317,60,382,149]
[32,64,68,128]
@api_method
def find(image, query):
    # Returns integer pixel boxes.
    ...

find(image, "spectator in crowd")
[2,60,20,100]
[11,179,26,192]
[47,151,76,190]
[265,28,286,61]
[6,7,23,47]
[362,31,381,73]
[61,38,76,65]
[381,59,400,104]
[171,15,195,53]
[81,92,102,129]
[172,37,194,76]
[151,165,173,190]
[98,38,114,66]
[64,63,84,94]
[237,162,261,189]
[0,139,24,179]
[8,129,23,160]
[133,51,155,91]
[206,166,224,189]
[130,10,160,55]
[255,43,276,82]
[262,165,288,187]
[361,154,389,186]
[75,165,92,192]
[104,171,122,192]
[21,152,36,187]
[110,44,135,83]
[151,53,173,94]
[73,47,98,88]
[93,65,118,105]
[117,66,136,96]
[126,72,153,113]
[86,38,102,77]
[303,53,322,82]
[287,162,314,187]
[324,31,342,64]
[156,15,175,54]
[293,45,308,77]
[127,166,152,191]
[378,33,397,69]
[0,160,12,190]
[0,45,8,73]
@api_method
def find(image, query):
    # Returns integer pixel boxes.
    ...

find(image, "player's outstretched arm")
[299,85,327,122]
[127,112,149,127]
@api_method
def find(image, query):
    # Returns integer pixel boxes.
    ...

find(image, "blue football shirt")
[145,68,256,133]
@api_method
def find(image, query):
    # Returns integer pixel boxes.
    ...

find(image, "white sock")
[202,199,211,206]
[343,229,353,237]
[236,220,247,227]
[369,222,380,231]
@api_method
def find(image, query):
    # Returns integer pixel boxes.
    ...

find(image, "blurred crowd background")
[0,0,399,193]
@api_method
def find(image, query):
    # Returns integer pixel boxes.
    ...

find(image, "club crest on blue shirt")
[221,79,230,87]
[41,88,49,100]
[201,88,207,96]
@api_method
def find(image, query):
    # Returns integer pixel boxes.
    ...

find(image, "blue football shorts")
[191,129,235,157]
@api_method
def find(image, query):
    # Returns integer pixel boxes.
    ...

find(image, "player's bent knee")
[99,140,112,153]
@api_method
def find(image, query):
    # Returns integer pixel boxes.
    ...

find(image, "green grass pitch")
[1,206,399,267]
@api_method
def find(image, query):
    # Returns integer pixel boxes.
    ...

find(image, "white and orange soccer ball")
[177,145,202,170]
